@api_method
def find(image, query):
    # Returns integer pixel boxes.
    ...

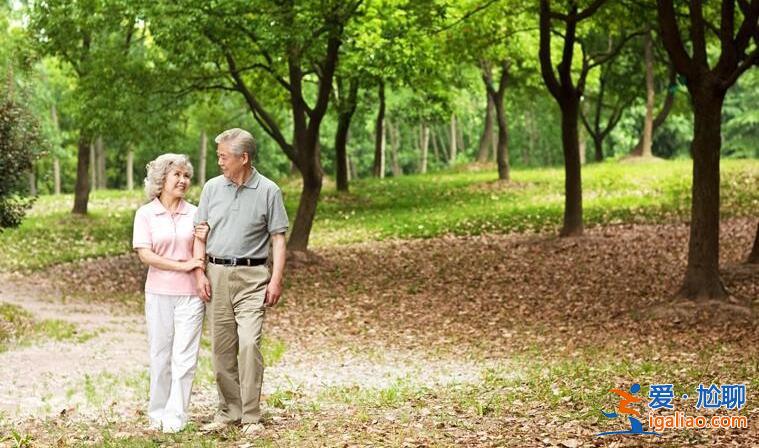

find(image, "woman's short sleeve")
[132,209,152,250]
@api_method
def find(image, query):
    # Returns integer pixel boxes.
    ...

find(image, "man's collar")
[224,168,261,189]
[150,198,189,215]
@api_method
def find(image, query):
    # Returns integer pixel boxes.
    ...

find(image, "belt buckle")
[229,258,237,266]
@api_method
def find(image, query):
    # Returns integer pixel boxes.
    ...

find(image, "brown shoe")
[241,422,265,435]
[200,421,231,433]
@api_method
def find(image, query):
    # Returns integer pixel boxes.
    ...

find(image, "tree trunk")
[420,122,429,174]
[335,78,358,192]
[579,129,587,165]
[559,96,583,236]
[96,136,106,189]
[72,134,91,214]
[524,105,536,166]
[199,130,207,186]
[348,154,357,181]
[748,222,759,264]
[449,113,457,164]
[592,135,603,163]
[389,119,401,177]
[373,81,386,178]
[493,92,510,181]
[640,29,655,158]
[346,149,352,182]
[126,149,134,190]
[287,101,326,252]
[51,104,61,195]
[287,164,322,251]
[457,118,465,155]
[631,67,676,156]
[53,158,61,195]
[335,111,351,191]
[587,74,604,162]
[28,170,37,196]
[678,89,727,299]
[477,91,494,162]
[431,125,440,164]
[89,141,96,190]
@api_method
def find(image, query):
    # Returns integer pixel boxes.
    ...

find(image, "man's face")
[217,142,249,179]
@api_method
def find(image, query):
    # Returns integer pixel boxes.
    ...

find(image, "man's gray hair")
[215,128,256,163]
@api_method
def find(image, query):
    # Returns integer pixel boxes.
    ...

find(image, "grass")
[0,302,93,351]
[0,159,756,271]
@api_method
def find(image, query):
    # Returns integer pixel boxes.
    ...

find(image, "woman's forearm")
[192,237,207,280]
[136,248,186,271]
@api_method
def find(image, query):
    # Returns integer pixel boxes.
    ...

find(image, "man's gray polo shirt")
[194,169,288,259]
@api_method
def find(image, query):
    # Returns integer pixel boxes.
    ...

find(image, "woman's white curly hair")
[143,153,194,201]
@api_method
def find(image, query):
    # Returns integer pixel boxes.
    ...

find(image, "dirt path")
[1,219,757,446]
[0,278,147,420]
[0,274,495,429]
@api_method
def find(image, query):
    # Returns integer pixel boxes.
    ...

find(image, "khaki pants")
[206,263,269,424]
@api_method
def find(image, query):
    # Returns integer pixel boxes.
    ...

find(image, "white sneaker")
[148,418,162,431]
[162,415,186,433]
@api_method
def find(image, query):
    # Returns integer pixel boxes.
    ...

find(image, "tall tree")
[539,0,640,236]
[149,0,362,252]
[657,0,759,299]
[448,113,457,164]
[579,40,638,162]
[446,0,534,181]
[373,80,387,178]
[629,65,678,157]
[640,27,657,158]
[332,76,359,192]
[476,91,495,162]
[29,0,168,212]
[481,60,511,179]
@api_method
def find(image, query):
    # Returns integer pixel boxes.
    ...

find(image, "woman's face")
[161,165,191,199]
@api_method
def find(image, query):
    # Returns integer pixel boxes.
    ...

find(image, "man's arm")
[193,225,211,302]
[264,233,286,307]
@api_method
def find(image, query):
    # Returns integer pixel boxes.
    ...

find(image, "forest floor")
[1,218,757,447]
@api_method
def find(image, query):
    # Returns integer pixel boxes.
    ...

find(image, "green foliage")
[723,69,759,158]
[0,94,39,228]
[4,0,758,215]
[0,160,755,271]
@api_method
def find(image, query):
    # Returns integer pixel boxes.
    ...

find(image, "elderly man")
[193,128,288,435]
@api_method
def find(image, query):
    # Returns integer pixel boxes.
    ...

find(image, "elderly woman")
[132,153,207,433]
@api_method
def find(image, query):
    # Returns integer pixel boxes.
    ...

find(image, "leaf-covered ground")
[2,218,757,447]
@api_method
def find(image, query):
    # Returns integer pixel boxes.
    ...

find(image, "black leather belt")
[208,256,267,266]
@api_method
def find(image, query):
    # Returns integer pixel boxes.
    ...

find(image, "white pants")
[145,293,204,431]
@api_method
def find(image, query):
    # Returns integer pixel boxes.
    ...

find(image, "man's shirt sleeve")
[267,188,289,234]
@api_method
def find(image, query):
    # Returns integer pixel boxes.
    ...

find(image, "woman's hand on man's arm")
[135,248,205,272]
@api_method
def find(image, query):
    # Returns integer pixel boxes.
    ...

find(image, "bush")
[0,92,39,228]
